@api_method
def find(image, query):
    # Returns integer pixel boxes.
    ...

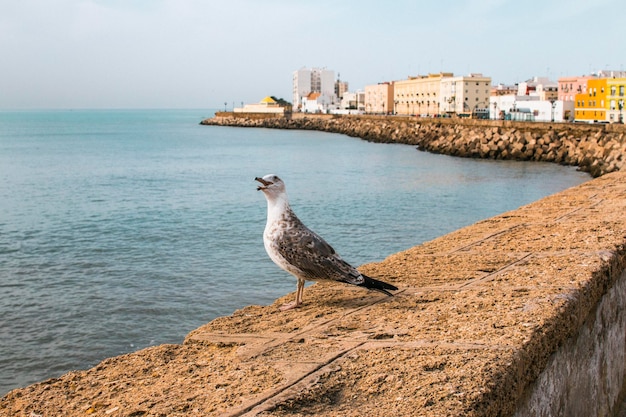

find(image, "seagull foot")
[279,302,301,311]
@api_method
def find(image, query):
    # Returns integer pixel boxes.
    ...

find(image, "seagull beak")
[255,177,272,191]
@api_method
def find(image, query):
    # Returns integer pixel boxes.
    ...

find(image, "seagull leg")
[296,277,305,305]
[280,278,305,311]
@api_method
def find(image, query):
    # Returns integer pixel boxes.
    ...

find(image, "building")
[336,91,365,113]
[335,74,349,101]
[566,71,626,123]
[301,92,325,113]
[514,77,559,102]
[574,78,608,123]
[234,96,286,114]
[394,73,453,116]
[440,73,491,116]
[607,77,626,123]
[491,84,518,96]
[574,76,626,123]
[596,69,626,80]
[364,82,394,114]
[558,76,594,102]
[490,76,570,122]
[292,67,336,112]
[489,95,569,122]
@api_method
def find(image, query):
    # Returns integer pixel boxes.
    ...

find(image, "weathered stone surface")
[514,269,626,417]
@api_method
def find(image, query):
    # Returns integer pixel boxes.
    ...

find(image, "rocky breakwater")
[202,114,626,177]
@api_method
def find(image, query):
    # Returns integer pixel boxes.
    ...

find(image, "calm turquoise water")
[0,110,589,395]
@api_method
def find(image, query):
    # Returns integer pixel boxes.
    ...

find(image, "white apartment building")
[517,77,558,101]
[488,75,572,122]
[364,82,394,114]
[339,91,365,111]
[292,67,336,111]
[489,94,572,122]
[440,74,491,116]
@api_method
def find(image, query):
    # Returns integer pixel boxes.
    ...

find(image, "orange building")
[574,78,608,122]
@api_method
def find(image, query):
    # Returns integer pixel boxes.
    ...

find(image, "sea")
[0,109,590,396]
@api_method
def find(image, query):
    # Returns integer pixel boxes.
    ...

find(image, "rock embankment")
[202,114,626,177]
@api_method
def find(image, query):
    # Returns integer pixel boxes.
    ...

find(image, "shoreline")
[201,113,626,177]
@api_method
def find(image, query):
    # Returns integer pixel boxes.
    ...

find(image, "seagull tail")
[359,274,398,296]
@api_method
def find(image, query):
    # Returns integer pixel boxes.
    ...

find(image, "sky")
[1,0,624,109]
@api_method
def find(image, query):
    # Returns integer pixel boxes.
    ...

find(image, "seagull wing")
[273,215,365,286]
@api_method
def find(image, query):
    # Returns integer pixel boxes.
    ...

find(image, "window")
[620,85,624,96]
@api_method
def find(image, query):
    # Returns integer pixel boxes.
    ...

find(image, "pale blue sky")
[1,0,623,109]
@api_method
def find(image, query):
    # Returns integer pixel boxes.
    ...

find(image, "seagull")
[255,174,398,310]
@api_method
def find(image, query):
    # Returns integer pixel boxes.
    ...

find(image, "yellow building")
[606,77,626,123]
[364,82,394,114]
[574,78,608,122]
[393,73,453,116]
[234,96,285,114]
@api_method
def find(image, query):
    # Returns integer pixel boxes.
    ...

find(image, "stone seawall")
[3,172,625,416]
[202,114,626,178]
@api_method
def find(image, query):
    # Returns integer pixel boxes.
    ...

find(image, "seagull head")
[255,174,286,197]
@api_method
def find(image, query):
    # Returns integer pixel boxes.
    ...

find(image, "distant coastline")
[201,113,626,177]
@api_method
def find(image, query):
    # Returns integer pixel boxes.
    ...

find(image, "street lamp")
[619,100,624,124]
[550,99,556,122]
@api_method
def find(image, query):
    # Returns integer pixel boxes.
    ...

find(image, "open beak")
[255,177,272,191]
